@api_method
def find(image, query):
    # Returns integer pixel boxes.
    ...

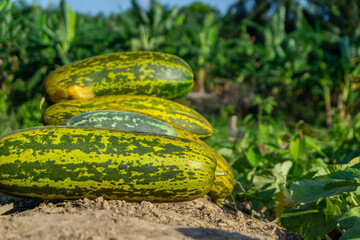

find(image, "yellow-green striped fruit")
[42,95,213,140]
[60,109,232,199]
[170,124,235,199]
[43,51,194,104]
[0,126,216,202]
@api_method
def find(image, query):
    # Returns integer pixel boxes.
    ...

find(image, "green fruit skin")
[62,110,233,199]
[0,126,216,202]
[43,51,194,104]
[62,110,178,137]
[170,124,234,199]
[42,95,213,140]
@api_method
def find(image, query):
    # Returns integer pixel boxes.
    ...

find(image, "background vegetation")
[1,0,360,238]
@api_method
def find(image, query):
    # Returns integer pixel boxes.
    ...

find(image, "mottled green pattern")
[62,110,177,137]
[43,51,194,104]
[0,126,216,201]
[42,95,213,139]
[170,124,234,199]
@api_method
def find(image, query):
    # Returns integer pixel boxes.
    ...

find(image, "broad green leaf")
[332,163,360,180]
[252,161,292,193]
[281,205,337,239]
[289,135,306,160]
[273,160,293,177]
[252,172,276,189]
[245,147,262,168]
[325,179,360,191]
[313,157,360,180]
[336,207,360,240]
[339,229,360,240]
[324,163,360,191]
[336,206,360,230]
[290,179,356,203]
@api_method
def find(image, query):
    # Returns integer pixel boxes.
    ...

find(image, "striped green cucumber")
[0,126,216,202]
[42,95,213,139]
[61,109,232,199]
[170,125,234,199]
[43,51,194,104]
[61,109,232,198]
[62,110,177,137]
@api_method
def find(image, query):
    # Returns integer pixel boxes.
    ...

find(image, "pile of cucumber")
[0,52,234,202]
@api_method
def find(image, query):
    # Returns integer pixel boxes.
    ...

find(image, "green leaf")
[290,179,356,203]
[332,163,360,180]
[273,160,293,177]
[336,207,360,240]
[313,157,360,180]
[0,0,9,11]
[306,137,327,158]
[340,228,360,240]
[275,186,296,222]
[353,63,360,75]
[324,163,360,191]
[252,161,292,193]
[66,5,76,44]
[336,206,360,230]
[281,204,337,239]
[289,135,306,160]
[252,172,276,189]
[316,197,341,216]
[245,147,262,168]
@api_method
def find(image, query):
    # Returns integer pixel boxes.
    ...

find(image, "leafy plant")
[280,158,360,239]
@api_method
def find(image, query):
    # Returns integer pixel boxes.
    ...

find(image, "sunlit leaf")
[0,0,9,11]
[273,161,293,177]
[275,186,296,224]
[324,163,360,191]
[289,134,306,160]
[245,147,262,168]
[313,157,360,180]
[316,197,341,216]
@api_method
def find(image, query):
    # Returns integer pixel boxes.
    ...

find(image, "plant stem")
[323,82,332,127]
[336,224,345,234]
[349,193,360,207]
[324,234,332,240]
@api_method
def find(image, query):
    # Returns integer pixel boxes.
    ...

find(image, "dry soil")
[0,193,291,240]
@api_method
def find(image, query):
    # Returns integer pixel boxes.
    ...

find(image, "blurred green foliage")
[1,0,360,238]
[1,0,359,133]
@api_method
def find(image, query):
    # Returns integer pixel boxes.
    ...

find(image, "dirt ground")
[0,193,297,240]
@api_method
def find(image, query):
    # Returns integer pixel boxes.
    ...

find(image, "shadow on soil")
[177,227,263,240]
[0,193,43,215]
